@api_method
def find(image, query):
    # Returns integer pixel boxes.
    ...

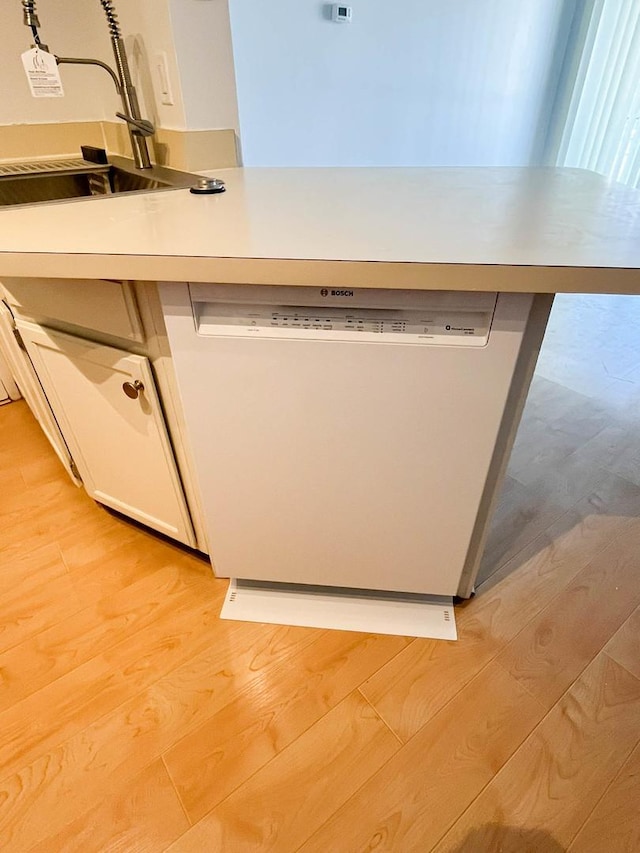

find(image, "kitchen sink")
[0,154,201,207]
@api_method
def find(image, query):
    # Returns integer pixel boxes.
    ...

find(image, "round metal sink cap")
[190,177,226,195]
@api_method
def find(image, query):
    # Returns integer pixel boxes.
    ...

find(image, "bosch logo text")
[320,289,354,297]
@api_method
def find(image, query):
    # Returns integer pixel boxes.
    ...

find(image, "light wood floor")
[1,293,639,852]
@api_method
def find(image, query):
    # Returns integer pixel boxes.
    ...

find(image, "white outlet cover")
[154,51,174,106]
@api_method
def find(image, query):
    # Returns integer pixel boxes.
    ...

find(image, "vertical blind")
[557,0,640,187]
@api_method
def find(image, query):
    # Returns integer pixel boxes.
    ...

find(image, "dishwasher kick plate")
[220,579,457,640]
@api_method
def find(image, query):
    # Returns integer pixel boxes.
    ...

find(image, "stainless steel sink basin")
[0,155,200,207]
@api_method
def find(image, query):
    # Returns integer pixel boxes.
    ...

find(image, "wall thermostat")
[332,4,352,22]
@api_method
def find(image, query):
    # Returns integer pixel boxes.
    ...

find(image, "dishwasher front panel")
[161,284,532,596]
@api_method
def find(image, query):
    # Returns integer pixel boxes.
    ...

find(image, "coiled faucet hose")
[22,0,40,28]
[98,0,122,40]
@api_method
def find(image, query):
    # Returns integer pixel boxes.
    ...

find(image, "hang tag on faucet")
[21,48,64,98]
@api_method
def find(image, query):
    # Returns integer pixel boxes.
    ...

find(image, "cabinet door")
[0,345,20,402]
[19,321,196,547]
[0,352,18,403]
[0,301,81,484]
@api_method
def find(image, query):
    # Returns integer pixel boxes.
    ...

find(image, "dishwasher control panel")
[190,284,498,347]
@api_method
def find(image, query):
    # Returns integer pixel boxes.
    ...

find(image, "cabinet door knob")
[122,379,144,399]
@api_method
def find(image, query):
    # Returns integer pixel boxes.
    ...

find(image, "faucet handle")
[115,112,155,137]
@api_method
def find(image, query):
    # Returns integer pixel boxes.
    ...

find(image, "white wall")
[0,0,192,130]
[229,0,578,166]
[0,0,239,134]
[168,0,239,131]
[0,0,116,124]
[1,0,575,166]
[118,0,188,129]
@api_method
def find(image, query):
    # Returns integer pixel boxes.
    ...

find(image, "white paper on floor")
[220,579,457,640]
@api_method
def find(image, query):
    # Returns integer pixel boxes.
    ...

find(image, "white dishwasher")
[161,283,534,598]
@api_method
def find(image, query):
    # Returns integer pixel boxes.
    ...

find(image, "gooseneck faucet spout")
[20,0,154,169]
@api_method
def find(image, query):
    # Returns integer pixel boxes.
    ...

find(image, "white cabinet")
[0,300,80,484]
[19,321,196,547]
[0,318,21,404]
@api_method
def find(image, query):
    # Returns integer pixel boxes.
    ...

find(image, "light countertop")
[1,166,640,293]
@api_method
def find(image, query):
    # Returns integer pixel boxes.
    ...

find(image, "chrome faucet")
[21,0,154,169]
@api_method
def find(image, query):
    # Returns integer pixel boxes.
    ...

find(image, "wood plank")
[0,560,216,712]
[19,451,73,487]
[0,479,98,560]
[0,621,318,848]
[478,462,640,586]
[478,473,575,580]
[57,506,159,571]
[604,604,640,680]
[588,362,640,417]
[164,630,410,822]
[0,473,80,523]
[0,543,85,653]
[165,691,400,853]
[433,654,640,851]
[475,472,640,630]
[534,294,640,400]
[572,423,640,489]
[569,741,640,852]
[360,474,638,740]
[0,540,61,588]
[480,356,640,587]
[0,401,55,469]
[0,466,24,496]
[512,448,635,510]
[0,592,223,783]
[299,661,545,853]
[359,617,498,743]
[27,759,189,853]
[507,378,612,487]
[65,534,209,601]
[495,522,640,709]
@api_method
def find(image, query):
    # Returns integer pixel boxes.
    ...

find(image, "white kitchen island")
[1,166,639,610]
